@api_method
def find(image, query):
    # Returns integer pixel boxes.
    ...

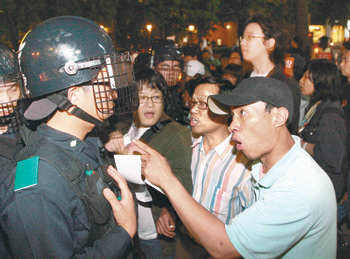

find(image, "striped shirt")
[191,135,254,224]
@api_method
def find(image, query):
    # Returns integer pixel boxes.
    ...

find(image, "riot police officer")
[0,42,25,182]
[0,16,137,258]
[151,39,186,124]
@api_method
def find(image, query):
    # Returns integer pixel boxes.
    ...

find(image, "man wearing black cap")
[132,77,337,258]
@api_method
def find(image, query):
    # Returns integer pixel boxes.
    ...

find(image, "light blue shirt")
[225,136,336,259]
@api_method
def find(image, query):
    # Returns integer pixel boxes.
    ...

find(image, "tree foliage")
[0,0,349,51]
[309,0,350,26]
[0,0,119,49]
[114,0,221,49]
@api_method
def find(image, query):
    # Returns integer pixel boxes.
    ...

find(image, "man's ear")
[273,107,289,128]
[265,38,276,52]
[67,86,81,104]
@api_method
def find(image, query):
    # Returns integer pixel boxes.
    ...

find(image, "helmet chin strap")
[46,94,104,127]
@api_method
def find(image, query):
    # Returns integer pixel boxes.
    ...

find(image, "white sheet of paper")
[144,179,164,194]
[114,154,164,194]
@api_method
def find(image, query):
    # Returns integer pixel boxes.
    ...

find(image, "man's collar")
[192,134,234,161]
[37,123,86,154]
[252,135,301,188]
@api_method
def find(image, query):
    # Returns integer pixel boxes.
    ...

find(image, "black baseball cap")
[208,77,294,123]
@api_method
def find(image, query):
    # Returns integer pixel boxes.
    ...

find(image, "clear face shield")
[0,73,25,134]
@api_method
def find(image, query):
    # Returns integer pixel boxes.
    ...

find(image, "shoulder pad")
[14,156,39,192]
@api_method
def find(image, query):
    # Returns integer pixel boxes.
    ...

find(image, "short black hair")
[184,77,201,97]
[183,45,200,58]
[194,76,235,94]
[293,36,303,48]
[135,68,168,108]
[229,46,243,61]
[319,36,329,50]
[133,53,152,74]
[306,59,342,105]
[223,64,243,79]
[343,41,350,51]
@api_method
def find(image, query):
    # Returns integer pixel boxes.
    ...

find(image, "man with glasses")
[151,39,186,124]
[239,13,301,134]
[0,16,138,258]
[105,68,192,258]
[133,77,336,258]
[176,77,254,258]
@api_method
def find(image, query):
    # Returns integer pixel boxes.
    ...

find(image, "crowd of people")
[0,11,350,259]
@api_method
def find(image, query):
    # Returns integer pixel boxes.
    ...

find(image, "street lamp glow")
[226,24,231,29]
[188,25,195,32]
[217,38,222,46]
[100,25,109,33]
[146,24,153,32]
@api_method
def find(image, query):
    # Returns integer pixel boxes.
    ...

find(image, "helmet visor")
[157,67,182,86]
[0,77,24,134]
[90,52,138,117]
[0,99,24,134]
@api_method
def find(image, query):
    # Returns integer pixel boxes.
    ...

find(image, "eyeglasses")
[139,95,164,104]
[239,34,265,42]
[187,99,208,110]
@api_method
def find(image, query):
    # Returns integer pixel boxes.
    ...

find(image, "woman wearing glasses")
[105,68,192,259]
[239,13,301,135]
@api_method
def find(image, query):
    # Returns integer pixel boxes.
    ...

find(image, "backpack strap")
[301,101,344,137]
[16,126,84,186]
[140,119,172,143]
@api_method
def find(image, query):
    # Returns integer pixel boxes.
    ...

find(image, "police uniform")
[0,41,25,186]
[0,16,138,258]
[0,134,23,184]
[0,124,132,258]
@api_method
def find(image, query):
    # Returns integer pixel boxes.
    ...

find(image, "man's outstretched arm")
[133,139,241,259]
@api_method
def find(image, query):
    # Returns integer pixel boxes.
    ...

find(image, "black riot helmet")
[0,42,25,134]
[19,16,138,126]
[151,39,184,86]
[151,39,183,66]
